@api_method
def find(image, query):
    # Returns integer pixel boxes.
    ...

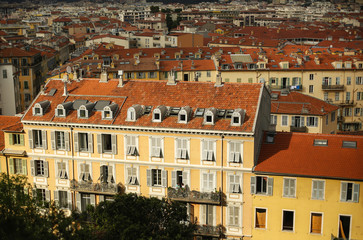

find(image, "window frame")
[281,115,288,126]
[310,212,323,234]
[79,162,92,182]
[340,182,359,203]
[228,205,240,227]
[125,135,138,156]
[150,136,163,158]
[228,141,242,163]
[126,165,139,185]
[175,138,189,160]
[255,208,267,229]
[282,209,295,232]
[56,160,68,179]
[228,173,241,193]
[201,139,215,162]
[202,171,215,192]
[283,178,296,198]
[311,180,325,200]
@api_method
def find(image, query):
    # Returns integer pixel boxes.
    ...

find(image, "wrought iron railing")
[70,179,121,194]
[290,126,307,132]
[322,84,344,90]
[168,187,221,205]
[195,224,224,237]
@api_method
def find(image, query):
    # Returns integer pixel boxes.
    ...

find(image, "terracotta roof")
[255,132,363,180]
[22,79,264,133]
[271,91,339,116]
[0,116,22,151]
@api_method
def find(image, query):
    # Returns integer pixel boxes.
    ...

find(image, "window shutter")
[283,179,289,197]
[207,206,214,225]
[126,167,132,184]
[250,176,256,194]
[235,175,241,193]
[291,116,295,126]
[202,173,207,192]
[90,194,96,206]
[353,183,360,203]
[79,164,85,180]
[44,161,49,178]
[267,177,273,196]
[9,134,13,145]
[200,205,205,225]
[30,160,35,176]
[20,134,24,145]
[312,181,317,199]
[146,169,151,186]
[229,175,234,193]
[22,159,27,175]
[111,134,117,154]
[74,132,79,152]
[99,195,105,202]
[51,131,56,150]
[97,134,102,154]
[107,166,114,183]
[340,182,348,201]
[54,190,59,204]
[314,117,318,127]
[45,190,50,201]
[67,191,72,210]
[171,171,176,188]
[65,132,70,151]
[76,193,81,212]
[9,158,14,174]
[182,171,189,187]
[42,130,47,149]
[300,117,305,127]
[28,130,33,148]
[88,133,93,153]
[162,170,167,187]
[298,77,301,85]
[85,164,91,181]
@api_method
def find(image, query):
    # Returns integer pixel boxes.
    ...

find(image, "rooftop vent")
[314,139,328,146]
[271,93,279,100]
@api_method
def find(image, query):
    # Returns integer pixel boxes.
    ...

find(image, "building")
[0,63,21,115]
[252,132,363,240]
[3,76,271,239]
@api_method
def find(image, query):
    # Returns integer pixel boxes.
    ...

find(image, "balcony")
[338,100,355,107]
[70,180,123,194]
[322,84,344,91]
[168,187,221,205]
[290,125,307,132]
[337,116,344,122]
[195,225,224,238]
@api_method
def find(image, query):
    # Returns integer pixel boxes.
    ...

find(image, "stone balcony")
[321,84,344,91]
[290,125,307,132]
[195,225,224,238]
[70,180,123,195]
[167,187,221,205]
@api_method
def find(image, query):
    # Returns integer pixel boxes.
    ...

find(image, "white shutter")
[90,194,96,207]
[51,131,56,150]
[30,160,35,176]
[79,163,85,180]
[22,159,27,175]
[250,176,256,194]
[182,171,189,187]
[44,161,49,178]
[229,175,234,193]
[9,159,14,174]
[57,162,61,178]
[314,117,318,127]
[202,140,207,160]
[126,167,132,184]
[97,134,102,154]
[88,133,93,153]
[283,179,289,197]
[146,169,151,186]
[99,195,105,202]
[300,117,305,127]
[107,165,114,183]
[65,132,70,151]
[267,177,273,195]
[42,130,47,149]
[162,170,167,187]
[54,190,59,204]
[111,134,117,155]
[340,182,348,202]
[76,193,81,211]
[171,171,177,188]
[291,116,295,126]
[45,190,50,201]
[74,132,79,152]
[353,183,360,203]
[28,130,33,148]
[312,181,317,199]
[67,191,72,210]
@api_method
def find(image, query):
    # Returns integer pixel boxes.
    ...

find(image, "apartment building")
[2,76,271,239]
[252,132,363,240]
[0,63,21,115]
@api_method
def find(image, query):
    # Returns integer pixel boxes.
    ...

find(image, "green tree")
[150,6,160,13]
[78,193,196,240]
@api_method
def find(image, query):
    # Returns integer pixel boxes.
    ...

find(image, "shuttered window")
[202,140,215,161]
[9,158,27,175]
[312,180,324,200]
[255,208,266,228]
[340,182,360,202]
[150,137,162,158]
[229,174,241,193]
[57,161,68,179]
[202,173,215,192]
[228,206,239,226]
[126,166,138,185]
[229,142,242,163]
[283,178,296,198]
[310,213,322,234]
[79,163,92,182]
[126,135,137,156]
[176,138,188,159]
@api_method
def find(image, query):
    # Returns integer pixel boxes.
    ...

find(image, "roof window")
[314,139,328,146]
[178,106,192,124]
[102,103,118,120]
[55,102,72,117]
[152,105,167,122]
[32,100,50,116]
[342,141,357,148]
[231,109,245,126]
[266,132,275,143]
[77,102,95,119]
[204,108,217,125]
[127,104,143,121]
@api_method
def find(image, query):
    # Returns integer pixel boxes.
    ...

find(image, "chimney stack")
[167,69,176,85]
[118,70,124,87]
[215,72,223,87]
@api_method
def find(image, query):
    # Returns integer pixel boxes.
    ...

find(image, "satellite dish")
[66,66,72,74]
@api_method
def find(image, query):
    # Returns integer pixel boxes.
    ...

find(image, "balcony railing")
[70,180,122,194]
[290,126,307,132]
[338,100,355,106]
[337,116,344,122]
[322,84,345,91]
[195,225,224,237]
[168,187,221,205]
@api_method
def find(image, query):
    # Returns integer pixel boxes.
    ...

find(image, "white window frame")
[228,205,240,227]
[175,138,189,160]
[270,115,277,125]
[281,115,288,126]
[201,171,216,192]
[337,214,352,239]
[56,160,68,179]
[32,159,48,177]
[125,135,138,156]
[310,211,323,235]
[152,108,162,122]
[228,173,241,193]
[127,107,136,121]
[150,137,163,158]
[340,182,359,203]
[201,139,216,162]
[311,180,325,200]
[228,141,243,163]
[55,105,66,117]
[251,176,273,195]
[281,209,295,232]
[306,117,318,127]
[204,110,215,125]
[283,178,296,198]
[125,165,139,185]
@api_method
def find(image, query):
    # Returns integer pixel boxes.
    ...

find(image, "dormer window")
[127,104,143,121]
[32,100,50,116]
[178,106,191,124]
[57,108,65,117]
[204,108,217,125]
[34,107,41,115]
[79,107,87,118]
[231,109,245,126]
[152,106,167,123]
[55,102,72,117]
[102,103,118,120]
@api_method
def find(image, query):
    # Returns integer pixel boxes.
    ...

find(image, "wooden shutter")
[171,171,177,188]
[88,133,93,153]
[42,130,47,149]
[267,177,273,195]
[90,194,96,207]
[250,176,256,194]
[9,158,14,174]
[353,183,360,202]
[97,134,102,154]
[28,130,33,149]
[111,134,117,155]
[162,170,167,187]
[65,132,70,151]
[44,161,49,178]
[340,182,348,201]
[51,131,56,150]
[74,132,79,152]
[146,169,151,186]
[22,159,27,175]
[76,193,81,212]
[30,160,35,176]
[311,213,322,233]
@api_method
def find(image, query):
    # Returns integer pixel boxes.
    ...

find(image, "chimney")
[79,68,83,81]
[215,72,223,87]
[297,57,302,65]
[155,60,160,70]
[314,56,320,65]
[118,70,124,87]
[100,69,108,82]
[167,69,176,85]
[72,70,78,81]
[62,75,69,96]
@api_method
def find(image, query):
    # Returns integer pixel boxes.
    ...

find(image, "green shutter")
[9,134,13,145]
[20,134,24,146]
[9,159,14,174]
[22,159,27,175]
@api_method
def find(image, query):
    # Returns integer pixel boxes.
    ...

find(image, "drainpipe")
[220,134,224,235]
[70,126,75,210]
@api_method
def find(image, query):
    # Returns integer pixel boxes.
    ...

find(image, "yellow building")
[5,77,271,239]
[252,132,363,240]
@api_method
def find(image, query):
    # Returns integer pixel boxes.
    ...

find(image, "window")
[202,172,215,192]
[24,81,29,89]
[347,77,351,85]
[126,166,138,185]
[229,174,241,193]
[127,108,136,121]
[126,135,138,156]
[147,169,167,187]
[80,193,95,212]
[53,131,67,150]
[78,108,87,118]
[306,117,318,127]
[55,190,69,208]
[98,134,116,154]
[346,92,350,101]
[229,141,242,163]
[342,141,357,148]
[228,206,240,226]
[324,92,328,101]
[309,74,314,80]
[202,140,215,161]
[237,78,241,83]
[344,108,352,117]
[56,108,65,117]
[270,78,276,85]
[283,178,296,198]
[251,176,273,195]
[312,180,325,200]
[150,137,162,158]
[9,158,27,175]
[336,77,340,85]
[310,213,322,234]
[335,92,340,101]
[309,85,314,93]
[3,69,7,78]
[356,77,363,85]
[172,170,189,188]
[331,112,336,122]
[56,161,68,179]
[76,132,92,152]
[79,163,92,181]
[31,160,48,177]
[22,58,28,66]
[22,68,29,76]
[248,78,253,83]
[99,165,114,184]
[29,129,46,149]
[339,215,351,239]
[270,115,277,125]
[35,188,47,202]
[255,208,267,229]
[201,204,214,225]
[25,94,31,102]
[175,138,188,159]
[207,71,211,77]
[282,210,294,231]
[10,133,24,145]
[204,109,216,125]
[281,115,288,126]
[357,92,362,101]
[314,139,328,146]
[340,182,359,202]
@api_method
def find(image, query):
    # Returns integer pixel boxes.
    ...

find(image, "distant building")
[0,64,21,115]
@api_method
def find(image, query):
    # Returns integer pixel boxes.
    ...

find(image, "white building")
[0,64,21,116]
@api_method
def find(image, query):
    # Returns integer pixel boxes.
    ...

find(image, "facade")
[0,64,21,115]
[2,77,271,239]
[252,132,363,240]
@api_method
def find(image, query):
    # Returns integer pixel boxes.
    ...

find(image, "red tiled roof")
[22,79,264,133]
[0,116,22,151]
[255,132,363,180]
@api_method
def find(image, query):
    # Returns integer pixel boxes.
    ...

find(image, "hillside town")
[0,0,362,239]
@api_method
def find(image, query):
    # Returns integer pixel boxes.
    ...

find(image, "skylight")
[314,139,328,146]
